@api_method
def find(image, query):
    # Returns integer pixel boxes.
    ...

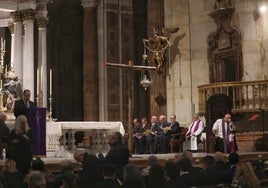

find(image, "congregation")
[0,110,267,187]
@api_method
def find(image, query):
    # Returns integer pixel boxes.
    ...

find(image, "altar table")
[46,121,125,152]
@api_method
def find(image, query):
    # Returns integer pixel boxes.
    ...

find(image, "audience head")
[214,151,226,162]
[2,159,17,173]
[28,171,46,188]
[23,89,31,102]
[182,150,193,163]
[0,112,7,121]
[123,164,143,182]
[178,157,192,172]
[108,132,122,146]
[102,163,116,179]
[202,155,215,169]
[73,150,85,163]
[60,160,73,172]
[14,115,29,134]
[148,155,157,166]
[149,163,165,188]
[31,157,45,171]
[165,161,180,179]
[228,152,239,165]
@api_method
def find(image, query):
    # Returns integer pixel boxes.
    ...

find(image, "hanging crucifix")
[105,61,157,152]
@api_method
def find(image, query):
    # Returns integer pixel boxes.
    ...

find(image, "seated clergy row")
[132,114,205,154]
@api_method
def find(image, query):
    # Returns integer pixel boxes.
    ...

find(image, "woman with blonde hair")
[10,115,33,177]
[231,162,259,188]
[0,159,23,187]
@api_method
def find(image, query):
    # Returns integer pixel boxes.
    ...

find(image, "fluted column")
[11,11,23,85]
[37,17,48,107]
[81,0,99,121]
[22,9,35,101]
[8,23,15,68]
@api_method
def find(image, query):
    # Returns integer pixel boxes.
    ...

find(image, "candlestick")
[3,39,5,51]
[37,69,39,96]
[50,69,52,95]
[40,65,43,92]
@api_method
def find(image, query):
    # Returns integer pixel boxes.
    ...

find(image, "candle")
[50,69,52,96]
[40,65,43,92]
[37,69,39,96]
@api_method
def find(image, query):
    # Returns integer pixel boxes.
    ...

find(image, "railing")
[198,80,268,114]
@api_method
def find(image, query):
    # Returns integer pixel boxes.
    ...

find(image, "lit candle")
[50,69,52,96]
[37,69,39,96]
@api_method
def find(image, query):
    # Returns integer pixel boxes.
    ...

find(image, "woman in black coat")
[10,115,33,177]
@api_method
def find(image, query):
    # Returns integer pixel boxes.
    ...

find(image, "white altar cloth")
[46,121,125,151]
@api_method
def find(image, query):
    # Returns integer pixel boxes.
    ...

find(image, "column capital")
[22,9,35,21]
[8,23,14,34]
[11,11,23,23]
[37,17,49,28]
[81,0,99,8]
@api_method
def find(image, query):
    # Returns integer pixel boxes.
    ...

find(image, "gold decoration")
[11,11,22,22]
[8,23,14,34]
[22,9,35,21]
[37,17,49,28]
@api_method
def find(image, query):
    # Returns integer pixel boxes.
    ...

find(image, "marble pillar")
[81,0,99,121]
[37,17,48,108]
[22,9,35,101]
[8,23,15,68]
[11,11,23,86]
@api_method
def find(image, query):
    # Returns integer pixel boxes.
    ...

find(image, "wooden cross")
[105,60,157,152]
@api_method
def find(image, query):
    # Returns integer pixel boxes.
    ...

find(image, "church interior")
[1,0,268,183]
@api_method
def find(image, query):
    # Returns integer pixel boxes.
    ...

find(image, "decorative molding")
[8,22,14,34]
[36,17,48,28]
[11,11,22,22]
[81,0,99,8]
[22,9,35,21]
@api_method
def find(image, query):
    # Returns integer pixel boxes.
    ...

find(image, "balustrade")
[198,80,268,114]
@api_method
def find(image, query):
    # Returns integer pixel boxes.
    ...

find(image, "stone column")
[22,9,35,101]
[81,0,99,121]
[11,11,23,85]
[8,23,15,68]
[37,17,48,107]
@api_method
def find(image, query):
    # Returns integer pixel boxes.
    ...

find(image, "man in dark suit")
[98,132,130,181]
[14,89,35,120]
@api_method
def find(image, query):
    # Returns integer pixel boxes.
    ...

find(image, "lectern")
[29,107,47,155]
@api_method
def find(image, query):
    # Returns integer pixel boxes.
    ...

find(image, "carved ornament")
[8,23,14,34]
[81,0,99,8]
[22,9,35,21]
[11,11,22,22]
[37,17,49,28]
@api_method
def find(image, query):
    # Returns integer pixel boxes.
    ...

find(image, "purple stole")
[187,119,201,136]
[222,119,230,153]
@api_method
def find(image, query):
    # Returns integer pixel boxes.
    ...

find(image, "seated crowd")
[1,150,267,188]
[132,114,204,154]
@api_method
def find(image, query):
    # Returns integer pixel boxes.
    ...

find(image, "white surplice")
[183,119,204,151]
